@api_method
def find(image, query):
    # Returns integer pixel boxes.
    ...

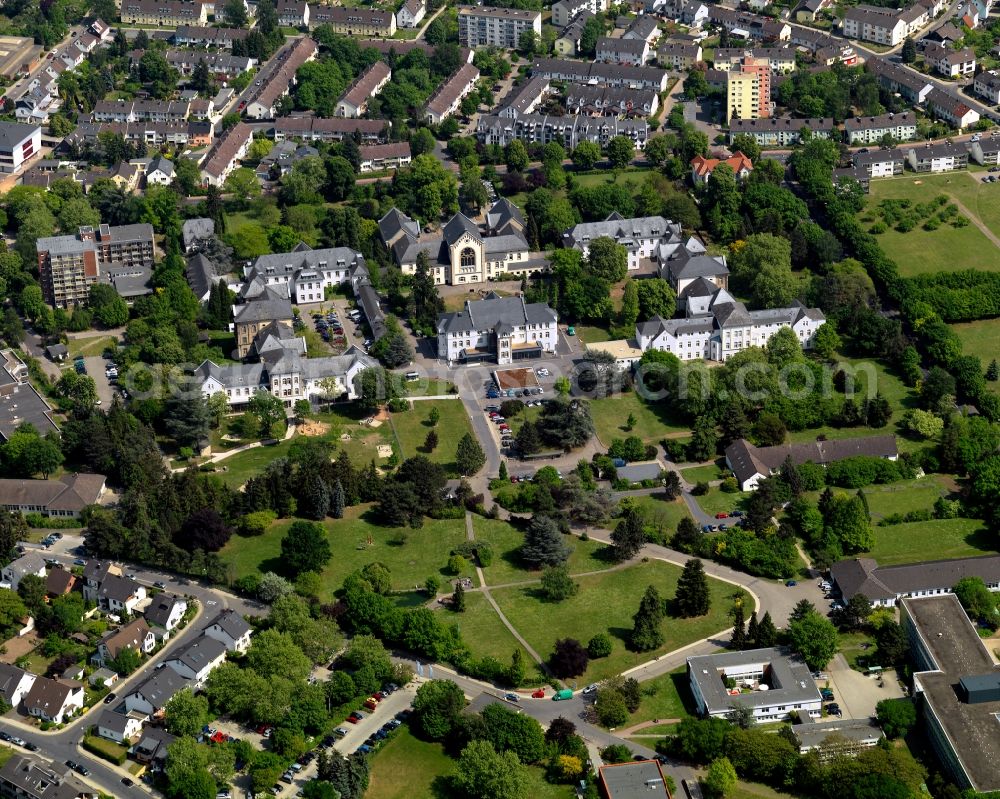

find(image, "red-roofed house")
[690,151,754,186]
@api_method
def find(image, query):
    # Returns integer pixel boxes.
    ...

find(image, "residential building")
[0,474,105,518]
[551,0,607,27]
[905,141,969,172]
[383,203,547,285]
[690,152,753,186]
[924,41,976,76]
[658,235,729,296]
[688,647,822,721]
[124,669,191,716]
[121,0,207,26]
[133,728,176,766]
[792,718,884,760]
[144,594,188,633]
[95,709,145,744]
[598,761,672,799]
[564,83,658,117]
[309,6,396,36]
[172,25,249,48]
[241,245,371,306]
[532,57,669,91]
[276,0,310,27]
[708,7,791,40]
[0,553,45,591]
[164,49,255,79]
[437,292,558,364]
[200,121,252,186]
[425,62,481,125]
[457,5,541,48]
[202,608,253,652]
[728,116,834,146]
[233,286,294,358]
[713,46,796,73]
[844,111,917,144]
[186,253,218,302]
[656,41,703,70]
[358,142,412,173]
[396,0,426,28]
[183,218,215,253]
[45,568,75,598]
[36,223,155,307]
[0,121,39,173]
[92,99,190,123]
[901,594,1000,792]
[0,754,97,799]
[498,76,550,119]
[925,87,980,129]
[23,677,84,723]
[853,147,905,177]
[145,154,174,186]
[335,61,391,118]
[272,116,385,142]
[0,351,57,442]
[866,56,933,103]
[244,37,317,120]
[795,0,832,22]
[596,36,650,65]
[842,5,907,45]
[477,112,649,150]
[832,554,1000,606]
[0,664,35,709]
[94,574,147,615]
[584,339,643,369]
[624,15,659,45]
[726,56,771,123]
[725,435,897,491]
[970,138,1000,165]
[564,213,678,272]
[80,561,121,603]
[555,11,593,56]
[163,634,227,684]
[974,69,1000,103]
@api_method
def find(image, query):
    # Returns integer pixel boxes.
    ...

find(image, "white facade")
[457,5,542,48]
[842,7,907,45]
[551,0,607,26]
[0,123,40,173]
[437,293,558,365]
[974,69,1000,103]
[844,112,917,144]
[396,0,426,27]
[564,214,675,271]
[0,556,45,591]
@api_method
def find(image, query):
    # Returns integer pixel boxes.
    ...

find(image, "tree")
[572,141,601,170]
[675,559,711,617]
[813,322,842,360]
[876,698,916,739]
[521,515,570,567]
[224,167,262,203]
[605,136,635,169]
[550,638,588,678]
[730,602,747,650]
[540,565,578,601]
[588,633,612,658]
[456,433,486,476]
[504,140,529,173]
[611,507,645,562]
[453,740,529,799]
[224,0,249,26]
[636,279,677,320]
[988,359,999,381]
[788,610,839,670]
[874,621,909,666]
[595,688,629,727]
[247,629,312,681]
[755,611,777,647]
[585,237,628,283]
[248,392,285,438]
[281,520,332,576]
[176,508,232,552]
[704,757,738,798]
[954,576,999,628]
[410,128,437,157]
[424,430,438,452]
[412,679,466,740]
[901,36,917,63]
[164,393,212,450]
[16,574,45,614]
[452,580,466,612]
[164,689,211,737]
[630,584,665,651]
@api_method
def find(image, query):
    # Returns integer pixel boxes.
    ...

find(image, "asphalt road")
[0,547,264,798]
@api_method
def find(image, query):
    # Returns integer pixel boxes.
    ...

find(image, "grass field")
[471,517,611,586]
[218,505,474,599]
[628,494,693,534]
[590,391,690,447]
[868,517,993,565]
[952,318,1000,371]
[491,561,742,682]
[390,400,474,476]
[367,727,575,799]
[865,173,1000,276]
[680,462,724,484]
[623,667,696,727]
[694,487,749,518]
[67,335,116,359]
[456,592,535,670]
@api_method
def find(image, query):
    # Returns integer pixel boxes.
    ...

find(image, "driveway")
[83,356,115,406]
[821,653,904,721]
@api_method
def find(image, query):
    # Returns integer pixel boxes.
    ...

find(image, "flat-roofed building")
[0,36,41,80]
[458,5,541,48]
[599,761,671,799]
[0,121,40,173]
[902,594,1000,792]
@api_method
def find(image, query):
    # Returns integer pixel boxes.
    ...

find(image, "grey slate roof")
[204,608,252,641]
[129,668,190,709]
[564,213,674,250]
[144,594,185,629]
[725,435,898,488]
[486,198,524,231]
[0,663,31,705]
[438,292,557,336]
[443,213,481,245]
[832,554,1000,603]
[377,207,420,245]
[233,290,293,324]
[186,253,218,300]
[597,36,648,56]
[165,634,226,673]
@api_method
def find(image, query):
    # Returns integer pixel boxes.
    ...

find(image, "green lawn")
[868,517,993,565]
[218,505,475,599]
[590,391,690,447]
[455,592,536,675]
[628,495,693,535]
[390,400,475,476]
[864,173,1000,276]
[952,318,1000,370]
[693,488,749,518]
[213,438,297,489]
[680,462,724,484]
[67,335,116,358]
[471,517,613,587]
[367,726,574,799]
[491,561,742,682]
[623,667,696,727]
[575,324,614,344]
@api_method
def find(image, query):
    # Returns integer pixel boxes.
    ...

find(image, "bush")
[720,477,738,493]
[691,482,709,496]
[238,510,276,537]
[587,633,613,658]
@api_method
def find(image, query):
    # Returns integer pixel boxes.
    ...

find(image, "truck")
[552,689,573,701]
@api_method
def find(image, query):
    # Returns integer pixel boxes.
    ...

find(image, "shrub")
[691,481,709,496]
[238,510,276,537]
[587,633,613,658]
[720,477,739,493]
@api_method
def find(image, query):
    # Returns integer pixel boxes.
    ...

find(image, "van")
[405,371,419,381]
[552,689,573,701]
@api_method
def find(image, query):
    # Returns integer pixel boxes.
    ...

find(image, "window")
[460,247,476,267]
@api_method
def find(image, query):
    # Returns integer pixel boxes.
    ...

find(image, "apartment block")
[457,5,542,48]
[726,57,770,123]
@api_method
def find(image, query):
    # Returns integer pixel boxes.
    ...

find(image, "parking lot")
[820,653,905,721]
[481,365,552,455]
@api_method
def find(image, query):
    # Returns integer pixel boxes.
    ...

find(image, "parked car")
[785,580,797,587]
[504,692,519,702]
[531,689,545,698]
[103,692,117,704]
[714,512,728,519]
[552,689,573,701]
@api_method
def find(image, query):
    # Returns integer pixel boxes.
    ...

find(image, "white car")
[582,684,598,694]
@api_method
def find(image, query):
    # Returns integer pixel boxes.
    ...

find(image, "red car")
[715,512,728,519]
[346,715,360,724]
[531,689,545,699]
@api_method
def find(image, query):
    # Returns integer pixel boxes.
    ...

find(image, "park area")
[863,173,1000,276]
